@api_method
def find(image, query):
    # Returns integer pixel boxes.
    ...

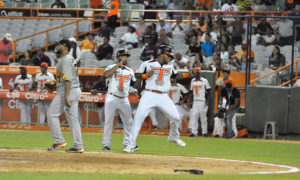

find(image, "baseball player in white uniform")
[35,62,55,125]
[189,67,211,137]
[47,39,83,153]
[124,45,186,153]
[10,66,34,124]
[169,78,189,129]
[102,49,136,150]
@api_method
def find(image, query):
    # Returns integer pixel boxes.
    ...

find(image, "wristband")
[142,74,149,79]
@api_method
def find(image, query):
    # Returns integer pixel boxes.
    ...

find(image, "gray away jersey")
[56,54,80,92]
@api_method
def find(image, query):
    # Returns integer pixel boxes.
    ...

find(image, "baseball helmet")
[57,39,72,52]
[158,45,174,58]
[116,49,131,57]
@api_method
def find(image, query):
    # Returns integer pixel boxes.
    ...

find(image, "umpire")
[47,39,83,153]
[220,82,240,139]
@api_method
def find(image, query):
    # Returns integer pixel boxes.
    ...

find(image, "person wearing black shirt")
[51,0,66,8]
[32,49,51,67]
[91,76,107,127]
[257,18,272,35]
[140,35,158,61]
[98,22,113,37]
[96,36,114,60]
[220,82,240,139]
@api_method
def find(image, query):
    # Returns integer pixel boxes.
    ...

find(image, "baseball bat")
[174,168,204,175]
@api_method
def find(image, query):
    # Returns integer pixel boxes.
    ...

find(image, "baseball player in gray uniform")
[102,49,136,150]
[47,39,83,153]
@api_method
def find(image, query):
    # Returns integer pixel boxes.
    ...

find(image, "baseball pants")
[213,114,238,137]
[38,100,51,124]
[149,109,158,127]
[97,106,105,126]
[102,93,133,148]
[190,101,208,135]
[19,100,33,124]
[176,104,190,129]
[127,91,181,148]
[47,87,83,149]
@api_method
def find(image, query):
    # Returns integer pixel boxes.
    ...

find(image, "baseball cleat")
[101,146,111,150]
[133,146,139,151]
[47,142,67,151]
[175,139,186,147]
[152,125,158,130]
[123,146,134,153]
[203,134,209,137]
[65,147,84,153]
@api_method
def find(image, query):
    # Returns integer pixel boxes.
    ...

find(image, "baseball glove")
[44,79,57,93]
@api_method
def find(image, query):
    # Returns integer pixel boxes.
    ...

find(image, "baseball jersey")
[169,83,188,104]
[35,72,55,92]
[105,64,136,97]
[137,60,177,93]
[190,77,211,101]
[14,74,33,91]
[56,54,80,92]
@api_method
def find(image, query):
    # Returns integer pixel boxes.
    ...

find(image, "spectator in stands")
[209,52,225,71]
[250,27,260,46]
[185,28,197,45]
[269,46,286,70]
[19,50,34,66]
[222,0,238,11]
[96,36,113,60]
[228,17,244,45]
[235,0,251,10]
[32,49,51,67]
[200,24,217,43]
[251,0,267,11]
[259,27,276,46]
[140,35,158,61]
[195,0,213,10]
[285,0,296,11]
[142,25,158,46]
[173,53,189,69]
[119,26,138,49]
[220,34,231,48]
[228,45,236,58]
[168,0,184,19]
[0,33,13,65]
[158,29,170,46]
[98,22,113,37]
[0,0,4,7]
[227,55,241,72]
[107,0,120,31]
[186,36,201,57]
[236,42,255,61]
[183,0,195,10]
[136,17,147,39]
[51,0,66,8]
[257,18,272,35]
[220,44,229,62]
[156,17,172,38]
[68,38,81,63]
[273,14,293,46]
[192,53,207,70]
[172,16,185,33]
[80,33,96,52]
[290,4,300,41]
[201,33,215,65]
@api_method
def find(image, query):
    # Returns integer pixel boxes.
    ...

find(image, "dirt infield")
[0,149,296,175]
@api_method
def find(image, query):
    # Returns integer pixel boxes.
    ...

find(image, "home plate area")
[0,149,297,175]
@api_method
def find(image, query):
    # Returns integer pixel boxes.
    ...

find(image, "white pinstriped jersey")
[105,64,136,97]
[14,74,33,91]
[190,77,211,101]
[169,83,188,104]
[35,72,55,92]
[137,60,177,93]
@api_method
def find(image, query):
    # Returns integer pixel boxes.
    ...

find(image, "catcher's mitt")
[44,79,57,93]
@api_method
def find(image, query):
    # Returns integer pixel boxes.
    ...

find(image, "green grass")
[0,130,300,180]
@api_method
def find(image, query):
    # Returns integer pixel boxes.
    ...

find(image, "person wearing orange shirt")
[90,0,103,8]
[195,0,213,10]
[236,42,255,61]
[80,33,96,52]
[107,0,120,31]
